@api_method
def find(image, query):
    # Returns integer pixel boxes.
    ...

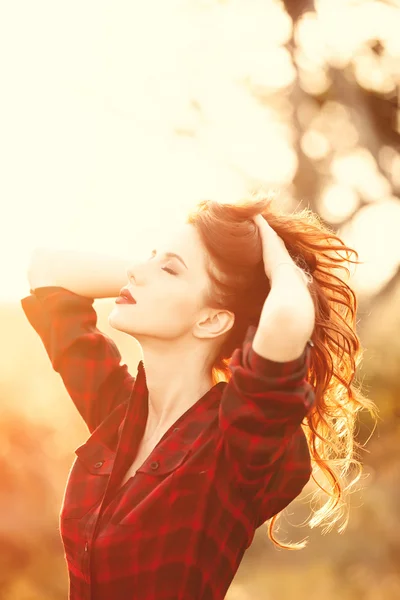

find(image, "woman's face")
[108,223,217,342]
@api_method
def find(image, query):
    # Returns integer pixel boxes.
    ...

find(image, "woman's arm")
[218,216,316,496]
[28,247,132,299]
[21,286,136,433]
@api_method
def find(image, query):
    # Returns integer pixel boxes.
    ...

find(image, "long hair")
[186,192,379,550]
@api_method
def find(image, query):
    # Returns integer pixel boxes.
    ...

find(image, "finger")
[253,214,278,239]
[254,213,276,231]
[253,214,266,227]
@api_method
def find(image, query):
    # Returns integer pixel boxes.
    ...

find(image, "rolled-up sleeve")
[21,286,135,433]
[218,325,315,496]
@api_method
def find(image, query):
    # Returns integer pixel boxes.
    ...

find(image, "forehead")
[158,223,208,269]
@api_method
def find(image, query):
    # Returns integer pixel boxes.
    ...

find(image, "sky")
[1,0,399,303]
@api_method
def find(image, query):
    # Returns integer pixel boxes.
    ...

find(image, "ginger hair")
[186,192,379,550]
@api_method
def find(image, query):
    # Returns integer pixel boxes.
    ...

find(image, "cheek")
[160,288,202,330]
[174,287,202,315]
[109,286,202,334]
[160,294,197,325]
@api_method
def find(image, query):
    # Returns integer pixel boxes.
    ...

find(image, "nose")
[126,267,138,285]
[127,261,147,284]
[127,253,154,284]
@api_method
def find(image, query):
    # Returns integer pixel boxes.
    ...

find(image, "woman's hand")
[253,214,297,282]
[252,214,315,359]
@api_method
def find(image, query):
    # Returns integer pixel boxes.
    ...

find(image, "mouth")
[116,288,136,304]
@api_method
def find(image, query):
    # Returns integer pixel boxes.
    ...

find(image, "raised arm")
[218,217,316,504]
[23,248,137,433]
[27,246,133,299]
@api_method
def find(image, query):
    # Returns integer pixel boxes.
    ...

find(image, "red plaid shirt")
[21,286,315,600]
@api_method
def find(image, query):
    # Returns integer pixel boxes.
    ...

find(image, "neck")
[139,340,214,437]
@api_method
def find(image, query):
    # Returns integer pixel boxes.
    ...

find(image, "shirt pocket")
[60,441,115,521]
[115,446,211,528]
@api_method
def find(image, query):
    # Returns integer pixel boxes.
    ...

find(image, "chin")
[108,311,135,336]
[108,309,123,331]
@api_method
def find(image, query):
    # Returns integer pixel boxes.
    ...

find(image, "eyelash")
[162,266,178,276]
[148,253,178,276]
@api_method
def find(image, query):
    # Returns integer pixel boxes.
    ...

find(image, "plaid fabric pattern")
[21,286,315,600]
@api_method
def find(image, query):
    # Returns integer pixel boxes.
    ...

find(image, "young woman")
[22,195,377,599]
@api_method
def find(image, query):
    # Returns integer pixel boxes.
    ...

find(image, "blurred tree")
[278,0,400,306]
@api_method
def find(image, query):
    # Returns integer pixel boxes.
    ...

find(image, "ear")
[194,309,235,340]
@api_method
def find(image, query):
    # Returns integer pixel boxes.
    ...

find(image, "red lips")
[118,288,136,303]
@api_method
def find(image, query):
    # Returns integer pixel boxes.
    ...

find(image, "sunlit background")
[1,0,400,598]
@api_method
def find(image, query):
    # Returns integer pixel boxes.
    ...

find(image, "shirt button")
[94,461,104,468]
[150,460,159,470]
[84,542,88,552]
[173,427,180,433]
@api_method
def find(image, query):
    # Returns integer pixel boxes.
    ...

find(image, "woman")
[22,195,378,599]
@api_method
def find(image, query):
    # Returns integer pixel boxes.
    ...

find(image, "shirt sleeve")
[218,324,315,499]
[20,286,135,433]
[255,425,312,525]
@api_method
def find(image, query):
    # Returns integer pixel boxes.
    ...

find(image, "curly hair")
[185,191,379,550]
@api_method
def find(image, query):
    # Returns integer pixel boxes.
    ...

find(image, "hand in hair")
[253,214,297,282]
[252,213,315,359]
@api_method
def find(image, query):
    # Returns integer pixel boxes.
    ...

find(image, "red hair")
[186,192,379,550]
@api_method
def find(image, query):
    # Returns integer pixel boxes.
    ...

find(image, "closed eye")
[161,266,178,276]
[148,250,178,276]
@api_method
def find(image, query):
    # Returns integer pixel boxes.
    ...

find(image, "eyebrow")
[152,249,188,270]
